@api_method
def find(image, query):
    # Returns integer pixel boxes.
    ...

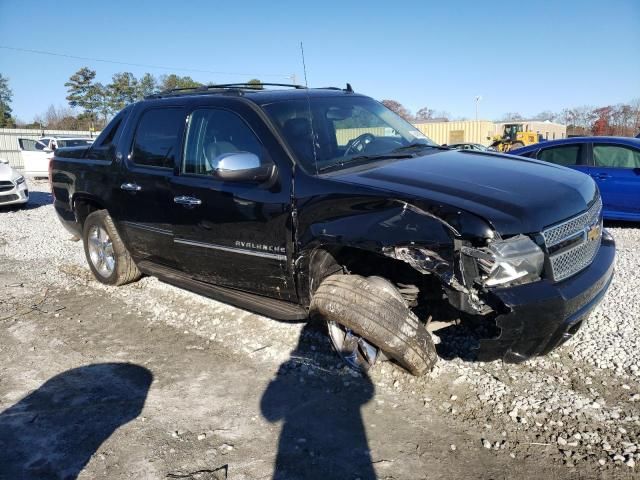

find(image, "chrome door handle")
[120,182,142,192]
[174,195,202,206]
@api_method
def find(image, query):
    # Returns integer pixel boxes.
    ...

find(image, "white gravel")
[1,179,639,473]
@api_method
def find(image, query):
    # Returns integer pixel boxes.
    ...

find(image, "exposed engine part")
[383,245,492,315]
[383,246,451,276]
[396,282,420,307]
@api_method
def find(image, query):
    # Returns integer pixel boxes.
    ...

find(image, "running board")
[137,260,308,321]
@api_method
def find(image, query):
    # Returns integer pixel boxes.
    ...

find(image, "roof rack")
[145,83,306,99]
[144,82,354,100]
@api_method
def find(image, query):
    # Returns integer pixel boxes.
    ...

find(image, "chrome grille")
[542,198,603,282]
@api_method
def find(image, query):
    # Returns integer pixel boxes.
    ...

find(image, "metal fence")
[0,128,98,169]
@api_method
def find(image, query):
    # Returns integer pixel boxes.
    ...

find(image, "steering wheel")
[344,133,375,156]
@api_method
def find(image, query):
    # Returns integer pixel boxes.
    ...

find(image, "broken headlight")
[463,235,544,287]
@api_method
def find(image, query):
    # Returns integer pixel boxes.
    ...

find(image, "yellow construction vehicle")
[489,123,539,152]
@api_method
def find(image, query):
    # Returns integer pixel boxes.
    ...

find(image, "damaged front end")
[382,209,615,364]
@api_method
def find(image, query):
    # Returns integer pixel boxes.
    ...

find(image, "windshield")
[262,95,437,173]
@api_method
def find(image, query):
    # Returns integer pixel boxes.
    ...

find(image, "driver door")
[169,106,295,300]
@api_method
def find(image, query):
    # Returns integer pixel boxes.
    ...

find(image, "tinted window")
[593,144,640,168]
[537,144,581,166]
[58,139,93,148]
[18,138,48,152]
[86,110,127,161]
[182,109,262,175]
[132,108,184,168]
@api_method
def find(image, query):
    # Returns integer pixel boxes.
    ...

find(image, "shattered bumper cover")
[478,230,615,363]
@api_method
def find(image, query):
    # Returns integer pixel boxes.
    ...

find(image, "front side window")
[18,138,48,152]
[35,139,49,150]
[131,108,184,168]
[182,109,262,175]
[593,144,640,168]
[537,144,581,166]
[262,95,436,173]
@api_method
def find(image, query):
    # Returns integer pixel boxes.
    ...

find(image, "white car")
[17,136,94,178]
[0,158,29,207]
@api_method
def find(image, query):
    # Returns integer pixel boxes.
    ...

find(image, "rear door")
[17,138,50,177]
[585,142,640,217]
[535,142,588,176]
[113,105,186,266]
[169,103,295,300]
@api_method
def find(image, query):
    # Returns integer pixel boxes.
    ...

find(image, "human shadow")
[0,362,152,479]
[261,323,375,480]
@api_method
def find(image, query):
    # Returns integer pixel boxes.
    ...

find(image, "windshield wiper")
[317,154,413,173]
[392,142,450,153]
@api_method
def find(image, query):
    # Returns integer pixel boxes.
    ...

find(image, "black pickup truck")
[50,84,615,375]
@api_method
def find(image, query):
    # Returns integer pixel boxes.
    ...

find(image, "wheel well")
[73,198,104,226]
[308,246,445,309]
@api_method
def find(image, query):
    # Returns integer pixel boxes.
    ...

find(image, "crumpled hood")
[332,150,598,236]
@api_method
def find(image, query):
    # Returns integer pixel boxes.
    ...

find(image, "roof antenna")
[300,41,318,174]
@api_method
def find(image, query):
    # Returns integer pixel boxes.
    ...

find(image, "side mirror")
[214,152,274,183]
[0,158,8,165]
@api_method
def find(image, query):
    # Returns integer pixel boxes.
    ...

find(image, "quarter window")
[593,144,640,168]
[131,108,184,168]
[537,144,581,166]
[182,109,262,175]
[86,109,128,161]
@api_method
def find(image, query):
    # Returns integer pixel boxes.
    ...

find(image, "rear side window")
[86,110,127,161]
[131,108,185,168]
[593,144,640,168]
[182,108,262,175]
[537,144,581,166]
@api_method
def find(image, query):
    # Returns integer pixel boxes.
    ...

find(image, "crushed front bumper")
[478,230,615,363]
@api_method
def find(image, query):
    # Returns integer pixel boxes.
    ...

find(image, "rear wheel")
[83,210,141,286]
[510,141,525,151]
[311,274,437,375]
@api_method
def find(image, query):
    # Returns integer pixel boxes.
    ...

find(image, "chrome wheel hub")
[327,320,380,372]
[88,225,115,278]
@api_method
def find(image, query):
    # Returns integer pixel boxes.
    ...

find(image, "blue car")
[511,137,640,221]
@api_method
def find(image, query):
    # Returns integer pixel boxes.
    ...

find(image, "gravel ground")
[1,180,639,478]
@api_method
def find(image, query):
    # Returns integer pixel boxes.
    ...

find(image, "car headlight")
[15,176,25,185]
[462,235,544,287]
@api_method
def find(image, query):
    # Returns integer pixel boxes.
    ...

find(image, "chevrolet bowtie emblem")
[587,223,601,242]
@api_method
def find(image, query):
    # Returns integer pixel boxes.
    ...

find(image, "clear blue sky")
[1,0,638,122]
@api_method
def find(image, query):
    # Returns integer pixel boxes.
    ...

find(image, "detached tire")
[82,210,141,286]
[311,274,437,375]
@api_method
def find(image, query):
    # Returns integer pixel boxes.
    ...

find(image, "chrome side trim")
[174,238,287,261]
[121,221,172,236]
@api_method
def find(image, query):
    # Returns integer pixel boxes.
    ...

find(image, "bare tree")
[381,100,413,121]
[500,112,524,122]
[414,107,434,122]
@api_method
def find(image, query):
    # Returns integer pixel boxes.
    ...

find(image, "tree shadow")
[0,362,152,479]
[261,323,376,480]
